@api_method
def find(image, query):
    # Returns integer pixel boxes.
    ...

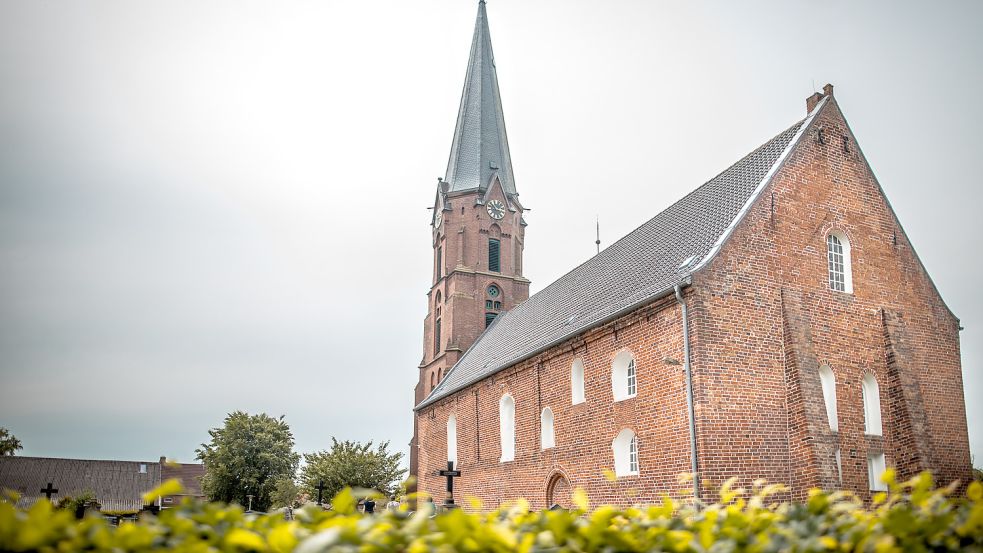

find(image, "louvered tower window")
[436,246,443,278]
[485,312,497,328]
[488,239,501,272]
[434,318,441,355]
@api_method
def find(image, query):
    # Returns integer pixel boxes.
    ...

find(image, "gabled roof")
[443,0,516,196]
[0,456,161,511]
[418,100,827,410]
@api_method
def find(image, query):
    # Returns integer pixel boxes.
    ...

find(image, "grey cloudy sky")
[1,0,981,468]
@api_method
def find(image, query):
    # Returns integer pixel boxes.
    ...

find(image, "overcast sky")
[1,0,980,470]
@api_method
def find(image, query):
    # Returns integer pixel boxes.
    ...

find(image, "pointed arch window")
[612,429,639,476]
[447,414,457,468]
[499,394,515,462]
[434,318,441,355]
[862,373,882,435]
[818,365,838,431]
[611,351,637,402]
[571,359,585,405]
[827,232,853,293]
[541,407,555,449]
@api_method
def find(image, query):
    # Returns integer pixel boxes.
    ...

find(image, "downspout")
[675,284,700,502]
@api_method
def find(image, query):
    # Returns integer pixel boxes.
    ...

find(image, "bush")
[1,470,981,552]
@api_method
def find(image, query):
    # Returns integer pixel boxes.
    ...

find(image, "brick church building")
[410,1,972,509]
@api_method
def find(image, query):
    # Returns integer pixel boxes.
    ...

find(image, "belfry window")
[436,246,443,278]
[485,312,497,328]
[434,318,441,355]
[488,239,501,272]
[827,232,853,293]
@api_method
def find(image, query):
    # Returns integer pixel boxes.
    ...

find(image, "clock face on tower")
[486,200,506,220]
[434,211,442,229]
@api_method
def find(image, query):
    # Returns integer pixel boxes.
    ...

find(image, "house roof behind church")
[418,103,826,410]
[0,456,161,512]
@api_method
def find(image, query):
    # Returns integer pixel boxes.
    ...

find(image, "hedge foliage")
[1,470,981,552]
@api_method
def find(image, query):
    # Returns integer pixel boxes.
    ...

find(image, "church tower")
[410,0,529,482]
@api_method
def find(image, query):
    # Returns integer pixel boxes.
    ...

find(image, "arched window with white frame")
[447,414,457,468]
[571,359,585,405]
[827,231,853,293]
[540,407,555,449]
[611,351,637,402]
[862,373,882,435]
[499,394,515,462]
[818,365,838,431]
[612,429,639,477]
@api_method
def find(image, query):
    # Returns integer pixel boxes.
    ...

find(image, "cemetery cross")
[437,461,461,507]
[40,482,58,500]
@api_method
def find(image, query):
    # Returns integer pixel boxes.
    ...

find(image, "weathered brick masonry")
[411,3,971,509]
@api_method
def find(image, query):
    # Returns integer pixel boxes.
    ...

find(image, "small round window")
[487,285,500,297]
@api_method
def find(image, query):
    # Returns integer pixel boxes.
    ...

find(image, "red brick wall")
[416,296,693,510]
[690,93,971,500]
[413,91,971,508]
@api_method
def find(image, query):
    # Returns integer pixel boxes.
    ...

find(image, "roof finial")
[595,216,601,254]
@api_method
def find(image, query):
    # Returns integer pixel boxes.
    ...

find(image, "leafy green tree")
[196,412,300,511]
[0,427,22,456]
[269,476,306,509]
[300,438,406,501]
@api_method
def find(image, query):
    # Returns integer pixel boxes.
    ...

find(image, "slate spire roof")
[443,0,516,196]
[417,98,830,410]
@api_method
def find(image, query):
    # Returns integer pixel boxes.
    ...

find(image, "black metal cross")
[437,461,461,507]
[40,482,58,500]
[315,480,327,506]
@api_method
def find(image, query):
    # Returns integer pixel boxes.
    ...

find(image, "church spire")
[443,0,516,196]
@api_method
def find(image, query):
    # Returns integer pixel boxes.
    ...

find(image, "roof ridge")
[418,112,812,410]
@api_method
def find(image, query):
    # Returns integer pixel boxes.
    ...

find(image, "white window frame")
[867,452,887,491]
[499,394,515,462]
[571,359,585,405]
[447,414,457,468]
[540,407,555,449]
[827,232,853,293]
[611,351,637,402]
[612,429,639,477]
[862,373,883,436]
[818,365,838,431]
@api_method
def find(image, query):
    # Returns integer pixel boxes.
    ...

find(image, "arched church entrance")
[546,472,571,509]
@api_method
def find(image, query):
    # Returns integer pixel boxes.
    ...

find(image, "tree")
[300,438,406,501]
[0,427,22,456]
[195,411,300,512]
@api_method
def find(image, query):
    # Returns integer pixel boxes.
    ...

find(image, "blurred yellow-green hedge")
[2,471,981,552]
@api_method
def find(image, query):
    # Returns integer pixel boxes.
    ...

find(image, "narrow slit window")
[629,435,638,473]
[488,239,501,272]
[627,359,637,397]
[436,246,443,278]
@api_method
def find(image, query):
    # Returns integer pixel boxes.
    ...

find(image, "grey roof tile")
[0,456,161,511]
[418,116,811,409]
[444,1,516,196]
